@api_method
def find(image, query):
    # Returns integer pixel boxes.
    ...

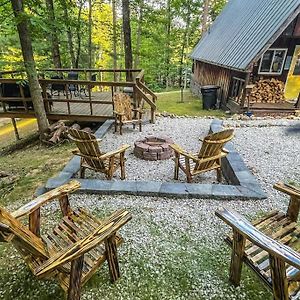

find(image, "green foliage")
[0,0,227,90]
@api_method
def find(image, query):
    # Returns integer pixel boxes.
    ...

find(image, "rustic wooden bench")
[216,182,300,300]
[0,180,132,300]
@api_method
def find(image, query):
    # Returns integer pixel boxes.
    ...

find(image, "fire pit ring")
[134,136,174,161]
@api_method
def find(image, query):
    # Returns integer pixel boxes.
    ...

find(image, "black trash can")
[201,85,220,110]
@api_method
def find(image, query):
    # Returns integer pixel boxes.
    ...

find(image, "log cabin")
[190,0,300,114]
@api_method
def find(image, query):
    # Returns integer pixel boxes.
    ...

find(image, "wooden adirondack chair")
[0,180,131,300]
[68,128,130,179]
[113,93,144,135]
[170,129,234,183]
[216,183,300,300]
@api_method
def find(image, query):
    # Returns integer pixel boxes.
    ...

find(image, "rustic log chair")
[216,182,300,300]
[68,128,130,180]
[113,93,144,135]
[170,129,234,183]
[0,180,132,300]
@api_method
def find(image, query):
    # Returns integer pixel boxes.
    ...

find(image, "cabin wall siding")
[191,61,247,107]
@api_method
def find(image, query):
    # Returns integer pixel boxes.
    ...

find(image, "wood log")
[246,79,285,104]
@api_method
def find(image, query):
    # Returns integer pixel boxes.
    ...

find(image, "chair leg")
[186,173,192,183]
[133,123,136,129]
[67,255,84,300]
[229,230,245,287]
[108,157,115,180]
[217,168,222,182]
[114,121,117,133]
[120,124,123,135]
[139,121,142,132]
[105,234,120,283]
[79,167,85,179]
[120,153,126,180]
[185,157,192,183]
[174,157,179,180]
[269,255,289,300]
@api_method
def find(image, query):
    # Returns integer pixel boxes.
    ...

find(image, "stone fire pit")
[134,136,174,161]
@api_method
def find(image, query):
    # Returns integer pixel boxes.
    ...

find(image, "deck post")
[239,71,251,111]
[11,118,20,141]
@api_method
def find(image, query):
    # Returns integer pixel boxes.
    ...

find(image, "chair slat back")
[68,128,106,170]
[0,207,48,259]
[113,93,133,121]
[195,129,234,171]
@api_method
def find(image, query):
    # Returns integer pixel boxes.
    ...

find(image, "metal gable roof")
[191,0,300,71]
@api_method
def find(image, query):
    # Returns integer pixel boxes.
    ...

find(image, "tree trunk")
[61,0,76,68]
[122,0,133,81]
[202,0,210,34]
[10,0,49,136]
[88,0,92,70]
[179,0,191,102]
[165,0,171,89]
[134,0,143,69]
[112,0,117,70]
[45,0,62,69]
[75,0,84,68]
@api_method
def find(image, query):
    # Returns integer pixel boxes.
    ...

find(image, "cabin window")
[258,49,287,75]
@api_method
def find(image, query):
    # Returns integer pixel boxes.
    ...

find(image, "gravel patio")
[1,117,300,299]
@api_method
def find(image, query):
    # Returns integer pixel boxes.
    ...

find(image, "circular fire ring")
[134,136,174,161]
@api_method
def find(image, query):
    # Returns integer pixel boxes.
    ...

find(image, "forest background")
[0,0,226,92]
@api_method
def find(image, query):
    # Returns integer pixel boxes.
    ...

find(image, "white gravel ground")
[85,117,227,183]
[3,117,300,300]
[66,117,300,299]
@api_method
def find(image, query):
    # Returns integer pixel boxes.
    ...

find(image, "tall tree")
[134,0,144,69]
[179,0,192,101]
[88,0,93,69]
[45,0,62,69]
[75,0,84,68]
[122,0,133,81]
[112,0,118,82]
[61,0,76,67]
[165,0,172,88]
[10,0,49,136]
[201,0,210,34]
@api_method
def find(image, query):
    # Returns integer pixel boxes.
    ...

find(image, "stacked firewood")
[247,79,285,103]
[43,121,91,145]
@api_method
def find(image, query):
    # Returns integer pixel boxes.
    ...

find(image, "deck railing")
[228,77,246,106]
[0,69,157,123]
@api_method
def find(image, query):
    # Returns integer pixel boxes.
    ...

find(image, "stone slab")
[46,171,73,189]
[136,181,162,196]
[186,183,213,198]
[110,181,138,194]
[159,183,188,198]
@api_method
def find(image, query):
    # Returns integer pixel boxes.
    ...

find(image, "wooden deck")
[0,92,114,122]
[0,70,157,123]
[247,101,298,114]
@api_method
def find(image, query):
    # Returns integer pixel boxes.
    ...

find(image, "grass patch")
[0,142,75,206]
[156,90,226,117]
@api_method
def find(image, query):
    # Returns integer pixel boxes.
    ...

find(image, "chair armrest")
[169,144,197,161]
[197,151,228,164]
[12,181,81,219]
[34,209,132,278]
[99,144,131,160]
[216,208,300,270]
[274,182,300,198]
